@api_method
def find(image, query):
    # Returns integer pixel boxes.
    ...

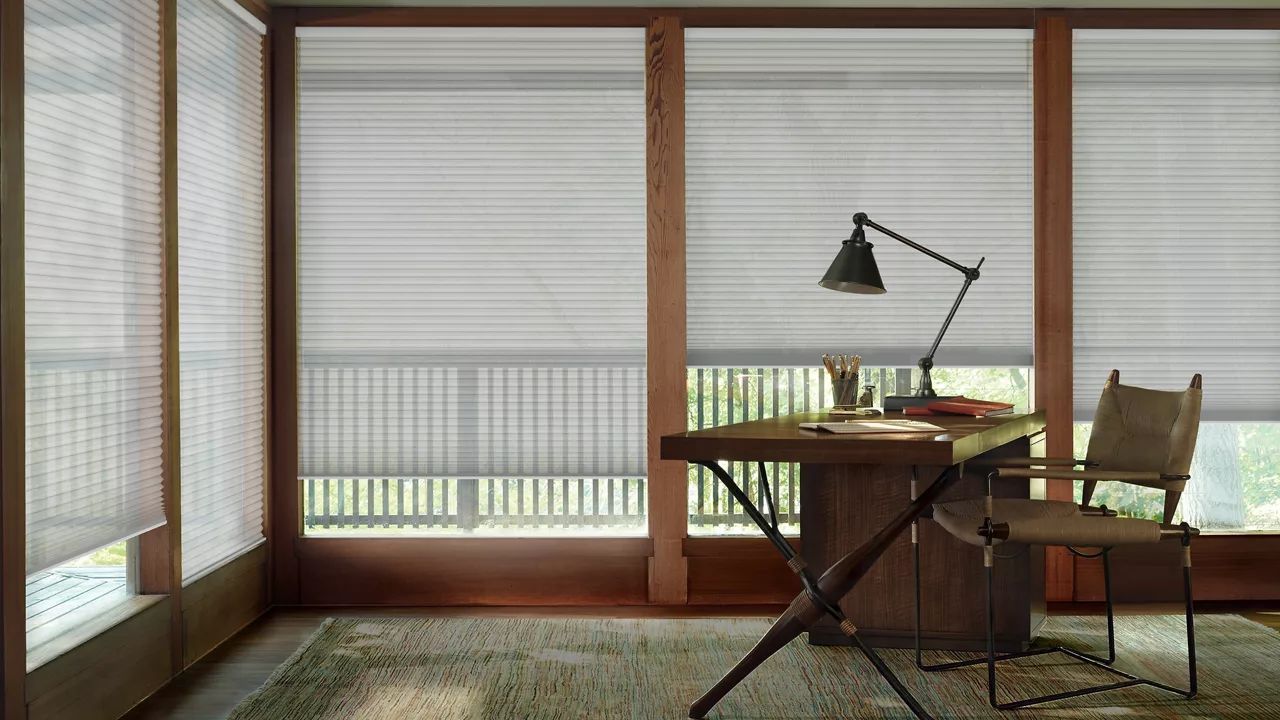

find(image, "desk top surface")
[660,410,1046,466]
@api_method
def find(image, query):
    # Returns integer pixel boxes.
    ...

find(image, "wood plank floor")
[123,604,1280,720]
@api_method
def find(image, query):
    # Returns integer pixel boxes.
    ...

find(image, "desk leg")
[689,461,960,719]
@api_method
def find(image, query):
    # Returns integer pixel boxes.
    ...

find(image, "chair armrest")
[979,456,1098,469]
[992,467,1183,490]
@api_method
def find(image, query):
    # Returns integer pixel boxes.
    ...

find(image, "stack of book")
[902,397,1015,417]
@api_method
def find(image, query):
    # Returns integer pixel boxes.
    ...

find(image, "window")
[295,28,647,535]
[177,0,267,582]
[24,0,165,599]
[684,28,1034,533]
[1073,30,1280,531]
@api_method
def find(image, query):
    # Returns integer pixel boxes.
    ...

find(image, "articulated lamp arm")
[854,213,984,398]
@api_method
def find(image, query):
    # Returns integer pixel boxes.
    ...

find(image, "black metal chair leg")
[981,534,1199,710]
[915,513,1198,711]
[1102,548,1116,663]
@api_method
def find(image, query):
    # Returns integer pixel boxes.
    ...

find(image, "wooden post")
[136,0,185,674]
[0,0,25,714]
[646,15,689,605]
[269,8,301,604]
[1032,10,1075,603]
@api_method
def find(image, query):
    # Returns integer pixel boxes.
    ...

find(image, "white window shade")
[296,27,647,480]
[178,0,266,583]
[25,0,166,574]
[686,29,1034,368]
[1073,30,1280,421]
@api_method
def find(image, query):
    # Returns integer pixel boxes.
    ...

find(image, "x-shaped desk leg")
[689,460,963,719]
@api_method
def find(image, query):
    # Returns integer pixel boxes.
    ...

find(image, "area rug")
[228,615,1280,719]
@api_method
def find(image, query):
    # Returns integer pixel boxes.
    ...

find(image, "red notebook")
[904,397,1015,417]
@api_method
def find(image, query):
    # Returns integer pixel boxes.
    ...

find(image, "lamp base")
[884,394,958,413]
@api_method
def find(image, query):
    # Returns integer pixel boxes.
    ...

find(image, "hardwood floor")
[122,603,1280,720]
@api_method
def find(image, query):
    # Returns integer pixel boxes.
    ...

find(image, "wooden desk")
[661,410,1047,719]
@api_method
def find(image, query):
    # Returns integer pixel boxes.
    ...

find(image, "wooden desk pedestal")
[801,433,1045,651]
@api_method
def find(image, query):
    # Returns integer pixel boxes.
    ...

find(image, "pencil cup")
[832,376,859,407]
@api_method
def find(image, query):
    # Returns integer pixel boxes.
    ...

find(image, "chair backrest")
[1083,369,1203,524]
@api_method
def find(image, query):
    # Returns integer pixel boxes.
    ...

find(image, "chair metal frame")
[911,469,1199,710]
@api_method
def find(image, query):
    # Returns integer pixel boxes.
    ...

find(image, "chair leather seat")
[932,498,1080,546]
[933,497,1163,547]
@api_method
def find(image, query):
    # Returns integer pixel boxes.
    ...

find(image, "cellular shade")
[25,0,166,574]
[1073,30,1280,421]
[685,29,1034,368]
[296,27,647,481]
[178,0,267,583]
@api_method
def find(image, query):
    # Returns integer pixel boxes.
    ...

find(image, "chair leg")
[1182,537,1199,699]
[980,532,1199,710]
[1102,548,1116,663]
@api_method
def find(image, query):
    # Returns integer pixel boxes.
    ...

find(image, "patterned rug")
[229,615,1280,719]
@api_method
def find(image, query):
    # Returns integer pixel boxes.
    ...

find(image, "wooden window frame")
[264,6,1280,610]
[0,7,1274,717]
[1,1,272,718]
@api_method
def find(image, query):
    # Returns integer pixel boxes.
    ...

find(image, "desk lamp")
[820,212,984,408]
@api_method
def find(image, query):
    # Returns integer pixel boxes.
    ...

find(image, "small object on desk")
[885,394,958,412]
[856,383,875,408]
[831,376,859,406]
[798,419,944,434]
[828,406,881,417]
[903,396,1015,417]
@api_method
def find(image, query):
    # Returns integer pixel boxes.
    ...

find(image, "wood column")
[135,0,184,674]
[269,8,301,604]
[646,15,689,604]
[1032,10,1075,603]
[0,0,25,714]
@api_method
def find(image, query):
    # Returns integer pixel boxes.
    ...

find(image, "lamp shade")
[819,235,886,294]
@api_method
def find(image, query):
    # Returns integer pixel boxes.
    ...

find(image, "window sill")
[26,593,166,673]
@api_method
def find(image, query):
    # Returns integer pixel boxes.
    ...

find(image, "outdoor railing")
[300,364,909,534]
[303,476,646,532]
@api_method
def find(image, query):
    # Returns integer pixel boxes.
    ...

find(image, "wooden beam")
[260,4,276,615]
[227,0,270,25]
[677,8,1033,28]
[646,15,688,605]
[296,538,650,606]
[136,0,184,678]
[0,0,25,715]
[1074,535,1280,603]
[294,7,1034,29]
[1068,9,1280,29]
[298,7,650,26]
[181,543,269,667]
[269,8,301,604]
[1032,10,1074,604]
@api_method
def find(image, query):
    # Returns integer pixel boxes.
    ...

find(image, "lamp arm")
[857,213,977,278]
[853,212,985,398]
[925,258,985,361]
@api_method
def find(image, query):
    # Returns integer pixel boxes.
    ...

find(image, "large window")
[295,28,648,535]
[177,0,267,582]
[684,28,1034,533]
[24,0,165,643]
[1073,30,1280,531]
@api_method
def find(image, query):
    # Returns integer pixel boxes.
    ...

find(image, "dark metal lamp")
[820,212,984,399]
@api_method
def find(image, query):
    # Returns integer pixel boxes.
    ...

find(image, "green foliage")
[1075,422,1280,529]
[62,541,127,568]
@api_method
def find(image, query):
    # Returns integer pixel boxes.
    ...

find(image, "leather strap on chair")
[839,618,858,637]
[1000,516,1163,546]
[980,456,1096,468]
[786,555,808,574]
[994,466,1168,490]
